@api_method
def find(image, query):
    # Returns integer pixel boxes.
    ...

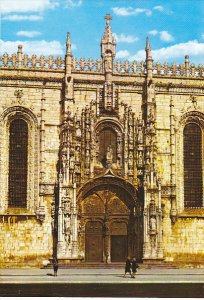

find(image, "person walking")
[131,257,139,278]
[124,256,132,277]
[53,257,58,277]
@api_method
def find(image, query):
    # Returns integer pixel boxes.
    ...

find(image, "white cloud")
[0,0,59,14]
[2,14,43,21]
[130,40,204,63]
[65,0,82,8]
[112,7,152,17]
[160,31,174,42]
[113,33,139,43]
[148,30,158,36]
[153,5,173,15]
[116,50,130,59]
[201,34,204,39]
[0,40,64,56]
[153,5,164,12]
[17,31,42,38]
[148,30,174,42]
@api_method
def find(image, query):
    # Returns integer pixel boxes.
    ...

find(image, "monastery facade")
[0,15,204,267]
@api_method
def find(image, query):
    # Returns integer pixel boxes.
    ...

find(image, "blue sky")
[1,0,204,64]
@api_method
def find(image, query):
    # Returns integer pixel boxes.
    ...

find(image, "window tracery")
[8,119,28,208]
[184,123,203,208]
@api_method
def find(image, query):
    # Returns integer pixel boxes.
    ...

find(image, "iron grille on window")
[8,119,28,208]
[184,123,203,208]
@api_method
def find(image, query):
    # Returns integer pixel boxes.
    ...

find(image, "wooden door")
[111,235,127,262]
[85,221,103,262]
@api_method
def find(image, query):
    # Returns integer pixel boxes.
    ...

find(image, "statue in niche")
[76,127,81,138]
[150,216,156,232]
[138,151,143,166]
[64,214,71,243]
[106,145,113,168]
[138,126,143,144]
[104,53,112,73]
[75,146,80,162]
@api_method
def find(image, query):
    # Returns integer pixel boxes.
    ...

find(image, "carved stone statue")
[106,145,113,168]
[150,216,156,232]
[64,214,71,243]
[104,53,112,73]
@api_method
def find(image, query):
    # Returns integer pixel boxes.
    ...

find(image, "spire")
[145,37,153,79]
[102,14,115,44]
[101,14,116,59]
[66,32,72,55]
[65,32,72,75]
[145,37,151,58]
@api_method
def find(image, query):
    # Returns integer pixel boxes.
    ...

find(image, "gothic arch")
[77,173,142,262]
[176,111,204,212]
[77,173,139,208]
[95,118,124,133]
[95,119,124,167]
[0,106,39,214]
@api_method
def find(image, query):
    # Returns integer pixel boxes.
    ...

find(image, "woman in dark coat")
[124,256,132,277]
[53,257,58,277]
[131,257,138,278]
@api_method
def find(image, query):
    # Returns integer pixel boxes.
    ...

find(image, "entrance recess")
[78,175,142,263]
[111,236,127,262]
[110,222,127,262]
[85,221,103,262]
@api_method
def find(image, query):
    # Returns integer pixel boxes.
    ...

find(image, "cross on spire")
[104,14,112,25]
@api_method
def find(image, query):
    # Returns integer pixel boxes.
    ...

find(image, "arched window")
[99,128,117,165]
[8,119,28,208]
[184,123,203,208]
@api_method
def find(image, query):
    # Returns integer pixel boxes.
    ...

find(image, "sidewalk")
[0,267,204,283]
[0,268,204,297]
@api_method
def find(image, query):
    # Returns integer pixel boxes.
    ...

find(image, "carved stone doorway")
[85,221,103,262]
[78,177,142,263]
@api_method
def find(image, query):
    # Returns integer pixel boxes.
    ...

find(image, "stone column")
[157,178,163,258]
[71,183,78,257]
[143,181,150,258]
[170,96,177,223]
[57,180,65,257]
[104,220,111,263]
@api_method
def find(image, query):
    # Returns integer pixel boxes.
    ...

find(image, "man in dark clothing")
[131,257,139,278]
[53,257,58,277]
[124,256,132,277]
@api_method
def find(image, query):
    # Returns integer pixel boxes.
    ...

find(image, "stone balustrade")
[1,46,204,77]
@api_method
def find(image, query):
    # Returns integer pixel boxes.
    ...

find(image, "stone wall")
[0,41,204,266]
[0,75,61,266]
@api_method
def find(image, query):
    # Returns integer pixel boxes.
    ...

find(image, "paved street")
[0,267,204,297]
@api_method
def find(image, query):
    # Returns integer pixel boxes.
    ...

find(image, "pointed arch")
[176,111,204,211]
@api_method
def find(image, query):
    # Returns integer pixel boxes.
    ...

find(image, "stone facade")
[0,15,204,267]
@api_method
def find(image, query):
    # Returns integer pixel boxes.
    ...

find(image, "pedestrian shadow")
[47,273,54,276]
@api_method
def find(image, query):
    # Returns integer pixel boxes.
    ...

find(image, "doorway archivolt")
[77,176,142,263]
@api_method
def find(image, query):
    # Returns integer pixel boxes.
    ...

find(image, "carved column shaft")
[40,90,46,182]
[124,106,129,178]
[170,96,177,220]
[58,180,65,257]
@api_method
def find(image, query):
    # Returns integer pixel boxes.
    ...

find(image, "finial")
[101,14,116,60]
[104,14,112,25]
[145,37,151,52]
[66,32,72,55]
[145,37,153,79]
[17,44,23,53]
